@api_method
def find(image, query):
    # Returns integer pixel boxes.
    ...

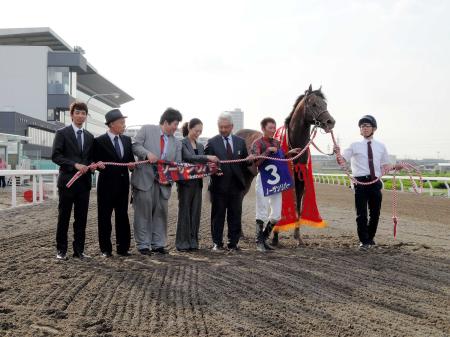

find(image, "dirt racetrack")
[0,184,449,337]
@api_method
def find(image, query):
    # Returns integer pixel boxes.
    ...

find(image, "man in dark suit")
[93,109,136,257]
[52,102,94,260]
[205,112,252,251]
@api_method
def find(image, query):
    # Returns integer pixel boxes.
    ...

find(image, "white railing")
[0,170,59,208]
[313,173,450,198]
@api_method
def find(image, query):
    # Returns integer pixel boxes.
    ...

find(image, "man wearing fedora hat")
[93,109,135,257]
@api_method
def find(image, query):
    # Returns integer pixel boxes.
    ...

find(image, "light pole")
[85,93,120,131]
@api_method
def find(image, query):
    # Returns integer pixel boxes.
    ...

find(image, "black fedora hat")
[105,109,127,125]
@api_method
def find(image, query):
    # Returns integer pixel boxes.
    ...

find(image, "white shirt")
[72,123,84,150]
[107,131,124,157]
[342,138,390,178]
[160,128,169,160]
[222,135,234,153]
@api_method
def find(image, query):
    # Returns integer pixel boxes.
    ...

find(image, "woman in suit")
[176,118,218,252]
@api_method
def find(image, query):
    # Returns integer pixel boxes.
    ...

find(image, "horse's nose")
[326,118,336,129]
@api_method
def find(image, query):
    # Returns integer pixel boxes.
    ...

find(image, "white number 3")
[265,164,280,185]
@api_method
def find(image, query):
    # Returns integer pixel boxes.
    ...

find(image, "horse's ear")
[308,84,313,92]
[318,85,322,91]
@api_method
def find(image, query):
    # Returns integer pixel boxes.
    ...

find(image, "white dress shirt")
[107,131,124,157]
[222,135,234,153]
[342,138,390,178]
[72,123,84,149]
[160,128,169,160]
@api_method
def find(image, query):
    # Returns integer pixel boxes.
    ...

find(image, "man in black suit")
[205,112,253,251]
[52,102,94,260]
[93,109,135,257]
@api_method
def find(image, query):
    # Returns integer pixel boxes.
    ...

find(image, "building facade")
[225,108,244,132]
[0,27,133,167]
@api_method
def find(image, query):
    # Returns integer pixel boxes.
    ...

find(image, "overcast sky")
[3,0,450,159]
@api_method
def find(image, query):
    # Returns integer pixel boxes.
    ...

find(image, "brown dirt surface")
[0,184,449,337]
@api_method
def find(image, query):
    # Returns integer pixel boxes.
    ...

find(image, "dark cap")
[358,115,377,128]
[105,109,127,125]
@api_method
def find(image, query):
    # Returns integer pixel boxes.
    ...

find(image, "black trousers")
[97,184,131,254]
[176,182,202,250]
[354,177,383,244]
[56,187,90,254]
[210,190,244,248]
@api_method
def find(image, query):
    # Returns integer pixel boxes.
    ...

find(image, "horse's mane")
[284,89,326,126]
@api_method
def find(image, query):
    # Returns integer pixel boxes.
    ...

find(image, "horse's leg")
[294,176,305,246]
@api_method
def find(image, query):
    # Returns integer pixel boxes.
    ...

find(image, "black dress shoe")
[56,251,67,260]
[176,248,190,252]
[227,245,241,252]
[138,248,152,255]
[73,252,91,260]
[211,244,224,252]
[152,247,169,254]
[359,243,370,251]
[101,252,112,258]
[117,251,131,257]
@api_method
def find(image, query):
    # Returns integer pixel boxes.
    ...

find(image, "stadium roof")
[0,27,133,107]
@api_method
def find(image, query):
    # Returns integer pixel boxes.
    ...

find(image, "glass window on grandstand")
[27,127,55,147]
[48,67,72,95]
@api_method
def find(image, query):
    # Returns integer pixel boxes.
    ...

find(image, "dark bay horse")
[236,85,336,245]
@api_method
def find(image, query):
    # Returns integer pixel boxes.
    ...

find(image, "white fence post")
[39,175,44,203]
[11,175,17,207]
[32,175,37,203]
[427,180,433,196]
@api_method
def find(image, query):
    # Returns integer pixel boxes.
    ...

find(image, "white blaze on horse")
[236,85,336,245]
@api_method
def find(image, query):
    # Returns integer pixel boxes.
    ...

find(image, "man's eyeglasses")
[360,124,373,128]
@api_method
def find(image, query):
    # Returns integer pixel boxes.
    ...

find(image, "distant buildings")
[225,108,244,132]
[0,27,133,168]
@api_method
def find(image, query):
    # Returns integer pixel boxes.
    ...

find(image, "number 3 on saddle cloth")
[272,126,327,232]
[259,149,293,196]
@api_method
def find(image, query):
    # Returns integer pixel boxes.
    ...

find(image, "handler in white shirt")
[336,115,390,250]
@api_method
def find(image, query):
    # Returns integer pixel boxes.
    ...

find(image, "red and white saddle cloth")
[273,126,327,232]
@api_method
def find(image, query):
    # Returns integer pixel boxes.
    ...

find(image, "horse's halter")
[302,90,329,128]
[286,90,328,151]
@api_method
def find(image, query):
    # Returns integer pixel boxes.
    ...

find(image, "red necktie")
[225,137,233,160]
[160,135,165,157]
[367,141,376,180]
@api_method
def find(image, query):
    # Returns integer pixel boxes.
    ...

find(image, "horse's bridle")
[286,89,329,151]
[302,90,329,128]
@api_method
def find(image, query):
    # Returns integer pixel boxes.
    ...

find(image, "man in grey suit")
[131,108,182,255]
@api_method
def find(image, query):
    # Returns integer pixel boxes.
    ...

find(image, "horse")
[235,85,336,245]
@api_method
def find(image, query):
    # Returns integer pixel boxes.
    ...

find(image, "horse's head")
[303,85,335,132]
[287,85,336,133]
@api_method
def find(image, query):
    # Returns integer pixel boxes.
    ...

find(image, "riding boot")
[272,232,279,246]
[255,219,266,252]
[255,219,264,243]
[263,221,277,249]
